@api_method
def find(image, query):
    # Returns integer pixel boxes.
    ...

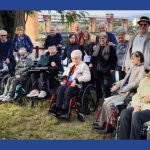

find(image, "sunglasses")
[0,35,7,37]
[139,24,148,27]
[145,69,150,73]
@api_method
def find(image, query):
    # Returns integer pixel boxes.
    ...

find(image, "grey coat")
[115,63,145,92]
[15,55,33,76]
[123,32,150,69]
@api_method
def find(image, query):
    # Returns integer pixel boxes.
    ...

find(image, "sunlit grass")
[0,101,112,140]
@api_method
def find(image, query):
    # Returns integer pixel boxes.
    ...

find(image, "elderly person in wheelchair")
[49,50,91,118]
[93,51,145,133]
[118,66,150,140]
[27,45,61,99]
[0,47,33,102]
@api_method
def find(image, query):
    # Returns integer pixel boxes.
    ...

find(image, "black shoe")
[99,124,115,134]
[57,109,69,119]
[56,109,67,115]
[49,106,60,115]
[92,122,105,130]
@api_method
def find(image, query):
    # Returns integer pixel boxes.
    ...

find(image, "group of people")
[0,16,150,140]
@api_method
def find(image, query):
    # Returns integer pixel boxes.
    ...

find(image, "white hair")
[0,30,7,35]
[99,22,107,28]
[18,47,27,54]
[50,26,56,31]
[99,32,108,38]
[71,50,82,59]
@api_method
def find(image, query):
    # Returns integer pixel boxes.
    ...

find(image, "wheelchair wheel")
[0,73,10,94]
[81,84,98,115]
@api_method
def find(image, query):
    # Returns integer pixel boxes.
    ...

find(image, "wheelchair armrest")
[114,101,126,107]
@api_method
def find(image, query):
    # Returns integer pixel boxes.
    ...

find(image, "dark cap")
[137,16,150,25]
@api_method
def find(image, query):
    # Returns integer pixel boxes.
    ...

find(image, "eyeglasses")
[139,23,148,27]
[145,69,150,73]
[0,35,7,37]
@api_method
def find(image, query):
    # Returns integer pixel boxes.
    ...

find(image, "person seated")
[49,50,91,117]
[92,51,145,133]
[27,45,62,99]
[0,47,33,102]
[118,66,150,140]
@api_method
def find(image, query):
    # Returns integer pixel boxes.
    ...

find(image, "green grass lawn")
[0,101,112,140]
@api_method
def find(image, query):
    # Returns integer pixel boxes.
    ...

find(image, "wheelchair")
[115,103,150,140]
[48,81,99,121]
[0,70,10,94]
[93,90,136,134]
[26,66,63,108]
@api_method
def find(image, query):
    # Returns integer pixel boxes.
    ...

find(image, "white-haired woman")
[50,50,91,117]
[116,27,128,80]
[0,47,33,102]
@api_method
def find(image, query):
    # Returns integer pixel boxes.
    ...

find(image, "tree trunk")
[14,11,25,29]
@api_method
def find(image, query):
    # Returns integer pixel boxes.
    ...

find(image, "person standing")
[123,16,150,70]
[116,27,128,80]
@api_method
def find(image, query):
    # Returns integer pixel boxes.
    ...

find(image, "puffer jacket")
[115,63,145,92]
[63,61,91,88]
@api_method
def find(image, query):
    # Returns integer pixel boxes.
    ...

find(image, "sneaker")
[38,91,47,99]
[27,90,39,98]
[92,122,105,130]
[0,94,6,100]
[57,109,69,119]
[2,95,12,102]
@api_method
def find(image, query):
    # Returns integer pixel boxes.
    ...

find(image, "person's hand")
[111,85,119,92]
[110,70,115,74]
[120,88,126,93]
[13,51,17,57]
[57,44,62,48]
[89,63,93,68]
[108,42,115,47]
[133,105,141,113]
[71,82,76,87]
[93,45,97,51]
[16,75,21,79]
[124,68,129,74]
[61,79,66,85]
[5,58,10,64]
[143,96,150,104]
[51,62,56,67]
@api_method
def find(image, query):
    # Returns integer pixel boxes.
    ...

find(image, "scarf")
[93,44,110,60]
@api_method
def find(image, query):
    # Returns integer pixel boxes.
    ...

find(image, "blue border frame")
[1,0,150,149]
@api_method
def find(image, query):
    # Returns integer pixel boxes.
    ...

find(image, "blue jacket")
[95,31,118,45]
[44,33,64,56]
[62,43,79,60]
[0,39,14,61]
[13,34,33,53]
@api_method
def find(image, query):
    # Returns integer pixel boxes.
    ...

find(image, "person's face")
[117,33,125,43]
[17,30,24,36]
[99,36,107,45]
[69,35,76,44]
[74,25,81,33]
[83,32,89,40]
[99,25,106,32]
[145,69,150,79]
[0,34,7,41]
[139,21,149,34]
[71,55,81,65]
[131,54,141,65]
[48,47,57,54]
[50,29,56,36]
